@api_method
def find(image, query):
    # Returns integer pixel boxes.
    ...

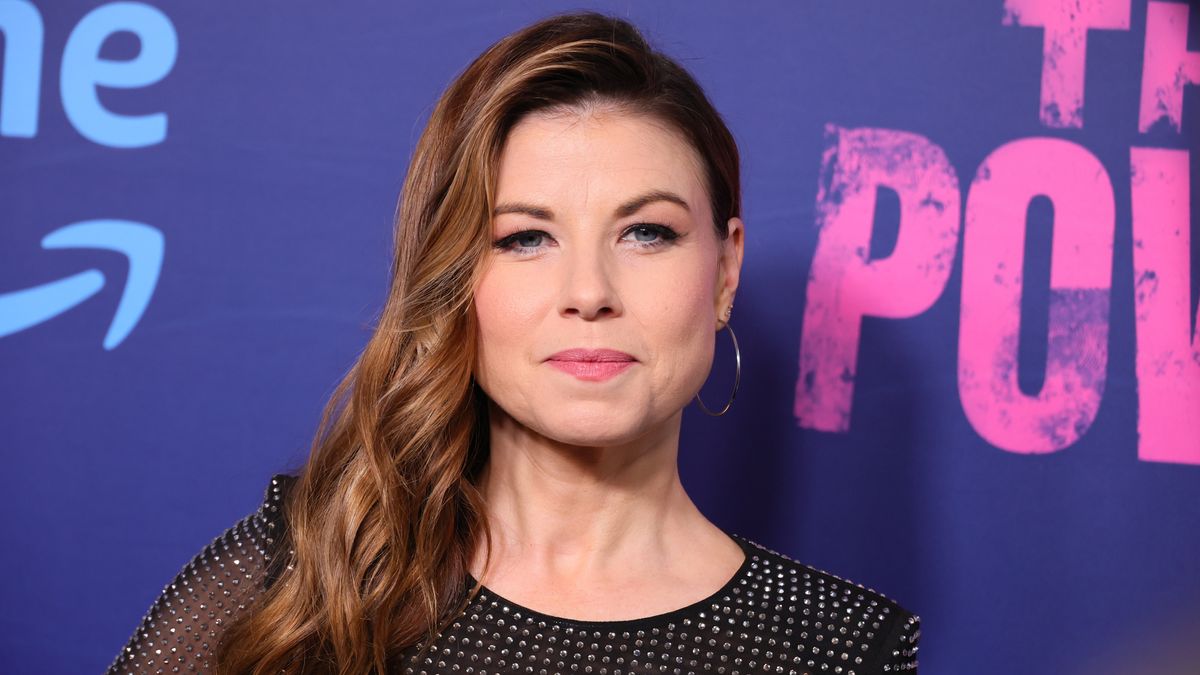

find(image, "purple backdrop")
[2,1,1198,673]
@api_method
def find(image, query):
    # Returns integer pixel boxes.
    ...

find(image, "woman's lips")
[546,348,635,382]
[548,360,635,381]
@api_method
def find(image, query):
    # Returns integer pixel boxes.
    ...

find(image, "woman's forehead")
[495,110,708,213]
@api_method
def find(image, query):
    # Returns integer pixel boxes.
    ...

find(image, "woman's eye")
[629,226,659,242]
[623,223,680,248]
[514,231,546,248]
[493,229,552,253]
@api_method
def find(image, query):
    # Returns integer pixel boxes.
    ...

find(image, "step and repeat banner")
[2,1,1197,673]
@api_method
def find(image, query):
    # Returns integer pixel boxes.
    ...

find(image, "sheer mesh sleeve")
[105,474,294,674]
[878,611,921,672]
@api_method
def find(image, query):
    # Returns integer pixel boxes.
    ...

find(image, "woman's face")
[473,108,743,448]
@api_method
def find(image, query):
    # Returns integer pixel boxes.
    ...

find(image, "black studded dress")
[108,475,920,674]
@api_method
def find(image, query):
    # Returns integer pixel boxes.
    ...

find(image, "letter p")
[796,125,961,432]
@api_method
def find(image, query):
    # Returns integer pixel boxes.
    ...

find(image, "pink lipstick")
[546,348,636,382]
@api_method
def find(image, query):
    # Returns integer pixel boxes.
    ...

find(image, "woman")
[109,10,919,674]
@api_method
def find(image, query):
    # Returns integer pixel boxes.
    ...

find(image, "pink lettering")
[796,125,960,431]
[1138,1,1200,133]
[1002,0,1131,128]
[959,138,1114,453]
[1130,147,1200,465]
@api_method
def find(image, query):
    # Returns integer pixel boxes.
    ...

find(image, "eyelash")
[491,222,681,255]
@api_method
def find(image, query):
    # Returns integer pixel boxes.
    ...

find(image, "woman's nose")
[558,245,621,321]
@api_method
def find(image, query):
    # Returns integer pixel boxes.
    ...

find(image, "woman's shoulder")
[106,473,297,674]
[731,533,921,673]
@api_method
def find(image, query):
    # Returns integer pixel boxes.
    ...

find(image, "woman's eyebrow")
[492,189,691,220]
[615,189,691,218]
[492,201,554,220]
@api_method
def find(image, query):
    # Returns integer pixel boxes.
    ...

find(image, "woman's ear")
[715,216,745,328]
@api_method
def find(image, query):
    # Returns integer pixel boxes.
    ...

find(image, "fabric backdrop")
[2,1,1197,673]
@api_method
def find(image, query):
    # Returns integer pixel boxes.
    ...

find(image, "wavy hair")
[216,10,741,674]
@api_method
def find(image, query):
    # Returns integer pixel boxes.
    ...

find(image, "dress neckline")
[461,532,755,630]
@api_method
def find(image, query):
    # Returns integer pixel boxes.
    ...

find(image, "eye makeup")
[491,222,684,255]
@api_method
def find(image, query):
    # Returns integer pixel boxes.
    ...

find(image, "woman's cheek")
[478,268,543,336]
[651,273,716,396]
[474,270,526,389]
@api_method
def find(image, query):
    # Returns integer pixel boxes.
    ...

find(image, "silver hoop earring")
[694,321,741,417]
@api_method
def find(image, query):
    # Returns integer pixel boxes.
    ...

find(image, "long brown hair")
[216,10,741,674]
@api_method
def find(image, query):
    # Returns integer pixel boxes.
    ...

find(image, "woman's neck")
[467,402,744,620]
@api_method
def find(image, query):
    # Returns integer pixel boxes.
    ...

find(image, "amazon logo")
[2,2,176,348]
[0,220,163,349]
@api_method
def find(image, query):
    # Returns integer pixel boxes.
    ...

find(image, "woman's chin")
[536,407,650,448]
